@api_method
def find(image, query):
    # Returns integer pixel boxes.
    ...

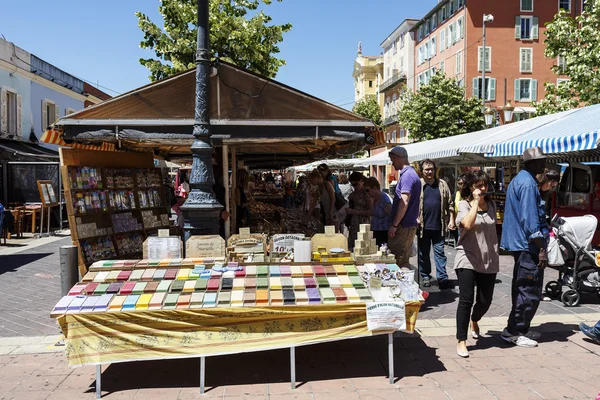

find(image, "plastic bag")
[548,234,564,267]
[410,235,418,258]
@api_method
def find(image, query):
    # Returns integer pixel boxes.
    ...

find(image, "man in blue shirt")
[501,146,549,348]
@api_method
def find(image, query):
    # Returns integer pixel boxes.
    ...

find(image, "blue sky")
[1,0,437,109]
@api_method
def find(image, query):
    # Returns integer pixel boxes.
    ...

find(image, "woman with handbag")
[346,172,373,249]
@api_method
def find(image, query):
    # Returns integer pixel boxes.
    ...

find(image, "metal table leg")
[388,333,394,384]
[290,346,296,390]
[200,356,206,394]
[96,364,102,399]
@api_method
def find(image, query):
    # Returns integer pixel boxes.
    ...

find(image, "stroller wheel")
[561,289,580,307]
[545,281,562,298]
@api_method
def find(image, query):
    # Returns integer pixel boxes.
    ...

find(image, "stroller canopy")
[558,215,598,250]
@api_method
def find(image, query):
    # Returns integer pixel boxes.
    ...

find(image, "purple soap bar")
[307,288,321,304]
[81,296,100,312]
[53,296,76,313]
[304,277,317,288]
[106,282,123,294]
[280,265,291,276]
[93,294,114,312]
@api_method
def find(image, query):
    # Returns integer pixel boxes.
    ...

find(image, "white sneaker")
[501,331,538,348]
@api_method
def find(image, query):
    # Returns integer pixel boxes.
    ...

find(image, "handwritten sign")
[366,301,406,331]
[186,235,226,258]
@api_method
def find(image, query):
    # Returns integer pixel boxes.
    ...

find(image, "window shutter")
[16,94,22,137]
[446,27,451,48]
[54,105,60,124]
[0,88,7,134]
[472,78,479,98]
[432,38,437,56]
[514,79,521,101]
[441,30,445,51]
[532,17,539,39]
[478,47,483,72]
[41,100,48,131]
[515,17,522,39]
[459,17,465,38]
[490,78,497,101]
[531,79,538,101]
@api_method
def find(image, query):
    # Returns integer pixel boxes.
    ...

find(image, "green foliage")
[397,72,485,142]
[136,0,292,81]
[352,95,382,127]
[534,0,600,115]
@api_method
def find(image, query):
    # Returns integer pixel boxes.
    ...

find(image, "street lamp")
[481,14,494,106]
[502,100,515,124]
[483,107,495,127]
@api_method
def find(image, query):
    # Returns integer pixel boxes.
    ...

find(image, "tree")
[534,0,600,115]
[136,0,292,81]
[397,72,485,142]
[352,95,382,127]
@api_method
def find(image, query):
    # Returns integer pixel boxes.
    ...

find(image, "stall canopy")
[292,158,368,172]
[45,60,374,168]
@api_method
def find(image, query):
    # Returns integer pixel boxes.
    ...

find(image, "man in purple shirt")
[388,146,421,269]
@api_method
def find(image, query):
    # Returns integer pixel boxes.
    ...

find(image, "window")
[386,132,391,142]
[478,46,491,72]
[418,46,424,65]
[400,56,404,73]
[400,34,405,49]
[516,16,538,40]
[431,13,437,30]
[440,30,446,51]
[440,7,446,23]
[456,50,463,75]
[457,17,464,39]
[440,61,445,74]
[42,99,59,129]
[0,88,22,137]
[521,0,533,11]
[514,78,538,102]
[520,48,533,72]
[557,78,569,86]
[369,81,373,88]
[559,0,571,11]
[557,55,566,73]
[472,77,496,101]
[431,37,437,57]
[449,24,455,46]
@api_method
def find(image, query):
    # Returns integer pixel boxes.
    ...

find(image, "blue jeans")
[418,229,448,282]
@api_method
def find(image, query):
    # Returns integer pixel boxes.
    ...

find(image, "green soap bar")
[93,283,110,295]
[189,270,200,279]
[170,280,185,292]
[319,288,335,301]
[129,270,144,281]
[148,261,160,267]
[257,265,268,277]
[345,265,359,276]
[350,276,365,288]
[357,288,372,301]
[164,293,179,306]
[157,280,171,292]
[281,277,293,288]
[195,278,208,291]
[132,282,147,295]
[256,277,269,289]
[316,276,329,287]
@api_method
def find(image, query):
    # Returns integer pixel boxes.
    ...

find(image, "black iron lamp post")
[180,0,222,237]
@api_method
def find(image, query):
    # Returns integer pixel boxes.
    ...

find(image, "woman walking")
[346,172,373,249]
[455,171,499,358]
[364,177,392,246]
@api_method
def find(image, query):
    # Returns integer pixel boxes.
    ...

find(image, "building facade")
[352,42,384,108]
[412,0,579,122]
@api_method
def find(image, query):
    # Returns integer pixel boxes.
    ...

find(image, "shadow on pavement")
[0,252,53,275]
[477,322,579,351]
[86,335,446,395]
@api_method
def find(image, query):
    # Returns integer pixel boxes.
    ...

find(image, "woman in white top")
[454,170,499,358]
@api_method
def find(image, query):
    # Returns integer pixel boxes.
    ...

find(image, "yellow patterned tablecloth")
[58,301,422,367]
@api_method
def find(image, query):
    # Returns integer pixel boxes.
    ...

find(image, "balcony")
[379,71,406,92]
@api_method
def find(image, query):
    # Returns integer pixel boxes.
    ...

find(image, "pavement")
[0,237,599,399]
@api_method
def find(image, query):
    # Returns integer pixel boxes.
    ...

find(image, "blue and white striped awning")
[492,130,600,157]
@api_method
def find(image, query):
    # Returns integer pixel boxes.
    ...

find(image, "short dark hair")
[460,170,491,201]
[364,177,380,190]
[349,172,366,183]
[420,159,436,170]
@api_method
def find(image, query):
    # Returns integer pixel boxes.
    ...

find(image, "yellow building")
[352,42,384,111]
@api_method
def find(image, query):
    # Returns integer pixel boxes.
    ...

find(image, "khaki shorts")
[388,226,417,268]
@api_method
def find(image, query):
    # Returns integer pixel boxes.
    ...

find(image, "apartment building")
[352,43,384,107]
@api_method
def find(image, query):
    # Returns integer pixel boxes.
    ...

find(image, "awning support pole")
[231,147,237,235]
[222,144,230,239]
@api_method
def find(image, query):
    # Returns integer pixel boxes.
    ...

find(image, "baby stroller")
[545,214,600,306]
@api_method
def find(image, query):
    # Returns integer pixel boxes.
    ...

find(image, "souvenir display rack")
[59,149,170,274]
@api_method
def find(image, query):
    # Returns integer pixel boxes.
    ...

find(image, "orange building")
[412,0,580,122]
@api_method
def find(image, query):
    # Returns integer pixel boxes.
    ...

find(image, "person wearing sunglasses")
[364,177,392,246]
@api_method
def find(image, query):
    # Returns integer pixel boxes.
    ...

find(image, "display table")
[52,260,422,398]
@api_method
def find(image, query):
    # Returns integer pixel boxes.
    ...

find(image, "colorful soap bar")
[327,277,341,288]
[357,288,373,301]
[183,280,196,293]
[243,290,256,305]
[307,288,321,304]
[149,293,166,309]
[282,289,295,305]
[195,278,208,291]
[345,288,361,303]
[334,265,347,275]
[301,266,313,277]
[203,292,217,308]
[350,276,366,288]
[292,278,305,289]
[109,295,127,310]
[338,276,353,288]
[256,277,269,289]
[67,296,86,313]
[53,296,76,313]
[82,271,97,282]
[386,264,400,272]
[190,292,204,308]
[164,293,179,309]
[221,278,234,291]
[279,265,291,277]
[129,270,144,281]
[345,265,359,276]
[137,260,149,268]
[245,266,257,277]
[332,287,347,302]
[157,280,171,292]
[141,269,156,281]
[256,289,268,305]
[269,265,281,277]
[270,290,283,305]
[93,294,113,312]
[83,282,99,295]
[324,266,336,276]
[119,281,136,295]
[304,277,317,288]
[144,281,159,293]
[164,269,178,280]
[68,284,86,296]
[291,266,303,277]
[281,277,293,289]
[177,294,191,309]
[222,270,235,279]
[106,270,120,282]
[257,265,268,277]
[153,269,167,281]
[356,265,368,274]
[217,291,231,306]
[231,290,244,306]
[200,269,212,279]
[234,267,246,278]
[177,268,191,280]
[116,270,132,281]
[93,283,110,295]
[132,282,148,295]
[207,278,220,291]
[81,296,100,312]
[233,278,245,290]
[93,271,109,283]
[170,280,185,292]
[316,277,329,288]
[295,290,309,305]
[313,265,325,276]
[122,295,140,310]
[320,288,336,303]
[188,269,201,280]
[270,277,282,290]
[136,294,153,310]
[245,277,256,289]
